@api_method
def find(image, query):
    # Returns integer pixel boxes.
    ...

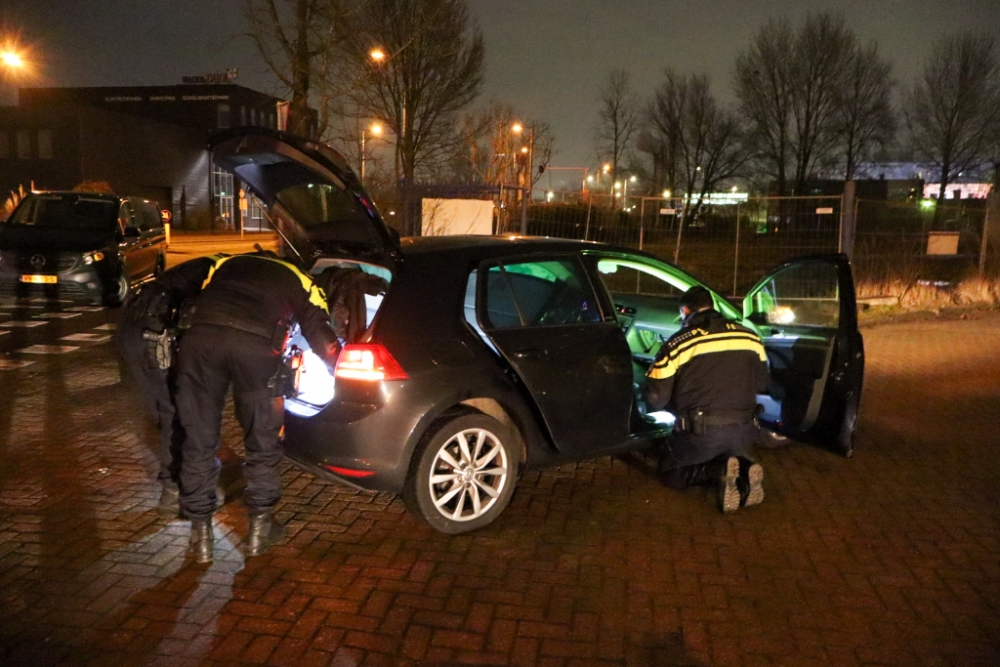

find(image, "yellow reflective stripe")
[647,332,766,380]
[200,254,329,313]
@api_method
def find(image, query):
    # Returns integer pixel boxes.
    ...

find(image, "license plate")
[21,274,58,284]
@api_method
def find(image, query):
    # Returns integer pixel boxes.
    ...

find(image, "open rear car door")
[743,254,864,456]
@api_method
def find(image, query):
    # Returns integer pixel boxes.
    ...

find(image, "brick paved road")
[1,310,999,666]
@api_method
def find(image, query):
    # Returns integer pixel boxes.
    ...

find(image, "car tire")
[404,413,520,535]
[104,271,130,307]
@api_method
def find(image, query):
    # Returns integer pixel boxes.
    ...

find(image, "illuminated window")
[37,130,52,159]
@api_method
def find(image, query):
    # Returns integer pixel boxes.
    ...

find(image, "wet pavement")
[1,305,999,667]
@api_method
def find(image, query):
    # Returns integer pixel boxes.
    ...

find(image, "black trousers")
[115,321,181,487]
[175,325,284,520]
[659,423,759,489]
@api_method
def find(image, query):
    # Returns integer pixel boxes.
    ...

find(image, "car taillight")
[334,344,408,381]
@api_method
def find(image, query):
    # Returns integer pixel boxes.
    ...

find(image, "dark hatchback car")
[211,127,865,534]
[0,191,166,305]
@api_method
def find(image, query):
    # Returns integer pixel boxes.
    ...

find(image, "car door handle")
[513,349,548,360]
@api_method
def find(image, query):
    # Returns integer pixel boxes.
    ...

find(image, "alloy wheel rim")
[428,427,508,522]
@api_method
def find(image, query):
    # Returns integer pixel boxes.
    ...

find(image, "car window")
[749,262,840,328]
[275,183,379,245]
[130,200,162,231]
[8,194,117,230]
[481,258,602,329]
[118,203,132,233]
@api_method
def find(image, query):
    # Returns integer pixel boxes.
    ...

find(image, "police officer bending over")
[116,255,223,515]
[176,253,341,563]
[644,286,770,513]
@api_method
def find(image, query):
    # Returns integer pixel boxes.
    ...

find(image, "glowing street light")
[512,122,535,235]
[1,51,24,69]
[360,122,383,185]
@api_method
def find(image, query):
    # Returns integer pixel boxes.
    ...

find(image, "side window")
[118,203,132,234]
[749,262,840,328]
[481,258,602,329]
[594,257,696,358]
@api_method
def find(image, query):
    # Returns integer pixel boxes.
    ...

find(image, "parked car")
[211,127,865,534]
[0,191,166,305]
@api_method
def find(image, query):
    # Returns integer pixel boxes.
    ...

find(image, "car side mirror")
[123,226,141,238]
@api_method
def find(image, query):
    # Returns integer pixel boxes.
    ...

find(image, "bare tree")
[595,70,639,183]
[837,42,895,180]
[734,17,795,195]
[338,0,484,233]
[905,33,1000,202]
[788,13,855,192]
[243,0,344,138]
[457,102,554,189]
[647,69,750,226]
[736,13,871,195]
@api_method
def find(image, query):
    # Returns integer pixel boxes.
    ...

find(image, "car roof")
[27,191,122,201]
[399,234,651,260]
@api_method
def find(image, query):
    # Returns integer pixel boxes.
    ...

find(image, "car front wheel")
[404,413,520,534]
[104,271,130,307]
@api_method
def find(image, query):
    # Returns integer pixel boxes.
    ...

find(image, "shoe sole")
[743,463,764,507]
[720,457,741,513]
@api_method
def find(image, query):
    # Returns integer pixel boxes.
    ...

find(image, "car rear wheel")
[404,413,520,534]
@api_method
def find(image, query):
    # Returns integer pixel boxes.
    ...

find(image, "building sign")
[182,68,238,85]
[816,207,835,214]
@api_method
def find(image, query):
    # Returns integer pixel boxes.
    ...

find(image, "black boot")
[717,456,741,514]
[189,518,214,563]
[737,457,764,508]
[246,512,285,557]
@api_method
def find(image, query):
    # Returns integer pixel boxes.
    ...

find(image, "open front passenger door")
[743,254,864,456]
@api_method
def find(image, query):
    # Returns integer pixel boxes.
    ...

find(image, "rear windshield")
[275,184,381,246]
[9,194,117,230]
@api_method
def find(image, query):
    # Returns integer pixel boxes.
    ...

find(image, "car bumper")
[0,266,107,303]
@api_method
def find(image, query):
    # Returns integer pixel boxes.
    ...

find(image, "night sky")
[3,0,999,184]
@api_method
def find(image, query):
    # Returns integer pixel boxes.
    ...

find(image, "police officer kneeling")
[644,286,770,513]
[175,253,341,562]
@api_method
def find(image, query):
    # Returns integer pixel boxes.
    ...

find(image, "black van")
[0,191,167,305]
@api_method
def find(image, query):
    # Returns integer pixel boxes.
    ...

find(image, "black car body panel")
[0,191,166,304]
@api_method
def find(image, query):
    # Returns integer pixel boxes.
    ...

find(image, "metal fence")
[487,186,995,295]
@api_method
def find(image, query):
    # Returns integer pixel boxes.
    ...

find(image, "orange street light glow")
[369,49,386,62]
[1,51,24,68]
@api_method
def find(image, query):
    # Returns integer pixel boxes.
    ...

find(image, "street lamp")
[360,123,382,186]
[512,122,535,234]
[1,51,24,69]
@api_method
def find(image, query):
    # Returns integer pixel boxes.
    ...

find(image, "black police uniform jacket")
[644,309,770,420]
[191,254,340,366]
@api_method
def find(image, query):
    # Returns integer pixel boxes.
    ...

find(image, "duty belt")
[191,311,275,341]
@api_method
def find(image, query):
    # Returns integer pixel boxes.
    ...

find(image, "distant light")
[629,175,637,183]
[512,123,523,134]
[520,146,528,154]
[921,199,936,209]
[370,123,382,135]
[731,186,738,193]
[663,190,671,198]
[1,51,24,68]
[369,48,386,62]
[602,163,611,173]
[546,191,554,202]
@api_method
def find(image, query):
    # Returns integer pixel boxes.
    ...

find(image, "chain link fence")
[418,184,996,298]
